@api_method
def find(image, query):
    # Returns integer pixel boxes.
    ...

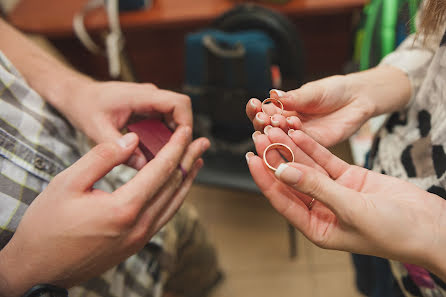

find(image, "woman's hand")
[55,80,193,170]
[246,66,412,147]
[0,127,210,297]
[246,127,446,278]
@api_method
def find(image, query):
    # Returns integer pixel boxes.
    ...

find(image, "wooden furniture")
[8,0,367,87]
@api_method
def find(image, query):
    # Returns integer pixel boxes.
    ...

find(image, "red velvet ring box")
[127,119,173,161]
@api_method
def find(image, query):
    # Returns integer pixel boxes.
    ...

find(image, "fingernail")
[286,117,293,125]
[256,113,265,124]
[245,152,255,164]
[252,131,261,142]
[270,89,285,98]
[275,164,302,185]
[167,120,177,130]
[250,99,257,108]
[128,155,146,169]
[264,125,273,135]
[117,133,137,148]
[288,129,295,136]
[271,116,279,126]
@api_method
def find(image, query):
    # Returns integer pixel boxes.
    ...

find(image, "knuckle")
[303,174,324,199]
[180,95,192,106]
[92,143,118,162]
[112,203,139,230]
[128,226,149,246]
[144,83,158,90]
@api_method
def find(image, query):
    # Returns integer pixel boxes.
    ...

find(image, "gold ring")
[308,198,315,210]
[263,143,295,172]
[261,98,284,116]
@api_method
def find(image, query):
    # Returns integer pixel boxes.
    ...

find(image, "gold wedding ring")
[308,198,316,210]
[261,98,284,116]
[263,143,295,172]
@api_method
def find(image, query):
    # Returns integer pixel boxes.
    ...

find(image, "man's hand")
[55,80,193,170]
[247,127,446,280]
[0,127,210,297]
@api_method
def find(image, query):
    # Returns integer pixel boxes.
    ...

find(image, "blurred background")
[1,0,419,296]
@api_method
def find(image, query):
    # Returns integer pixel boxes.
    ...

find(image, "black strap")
[22,284,68,297]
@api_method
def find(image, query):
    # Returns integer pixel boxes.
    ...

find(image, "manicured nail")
[250,99,257,108]
[270,89,285,98]
[288,129,295,136]
[252,131,261,142]
[271,116,279,126]
[256,113,265,124]
[275,164,302,185]
[117,133,137,148]
[286,117,293,125]
[245,152,255,164]
[264,125,273,135]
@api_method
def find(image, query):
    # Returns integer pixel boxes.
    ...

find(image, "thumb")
[271,83,325,113]
[96,122,147,170]
[274,162,356,214]
[271,76,347,114]
[61,133,139,191]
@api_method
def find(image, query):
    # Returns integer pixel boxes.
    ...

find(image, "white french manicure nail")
[256,113,265,124]
[252,131,261,142]
[288,129,295,136]
[245,152,254,164]
[271,89,285,98]
[271,116,279,126]
[275,163,289,178]
[250,99,257,108]
[264,125,273,135]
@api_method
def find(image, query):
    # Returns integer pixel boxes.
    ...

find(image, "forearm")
[0,244,34,297]
[0,18,93,111]
[346,66,412,116]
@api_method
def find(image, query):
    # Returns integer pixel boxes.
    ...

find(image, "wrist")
[44,72,94,114]
[346,66,412,117]
[0,245,31,297]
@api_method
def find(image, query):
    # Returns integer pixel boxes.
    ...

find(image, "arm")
[246,23,440,147]
[0,130,209,297]
[247,126,446,281]
[0,18,91,110]
[246,65,412,147]
[0,18,193,169]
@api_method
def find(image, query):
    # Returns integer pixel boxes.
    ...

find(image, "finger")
[129,86,193,127]
[271,83,325,114]
[252,127,284,169]
[90,119,147,170]
[270,114,288,131]
[275,162,358,214]
[288,130,349,179]
[265,127,325,172]
[246,98,262,121]
[269,89,299,118]
[62,133,139,191]
[246,153,311,231]
[113,126,192,207]
[253,112,271,131]
[285,116,303,130]
[144,138,206,219]
[146,158,203,235]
